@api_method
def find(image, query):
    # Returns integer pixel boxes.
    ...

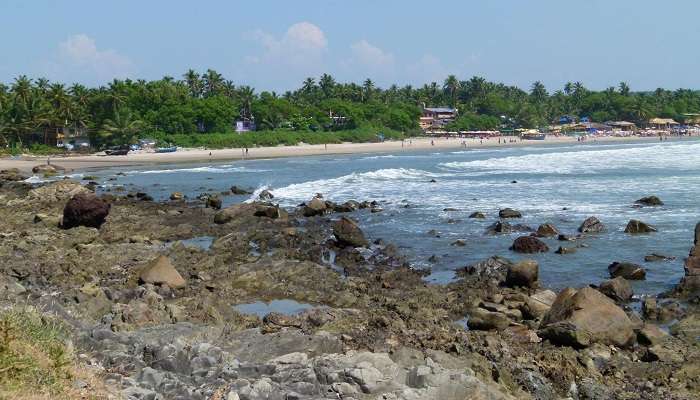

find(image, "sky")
[1,0,699,92]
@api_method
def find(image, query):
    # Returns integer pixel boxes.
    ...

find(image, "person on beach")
[431,140,434,146]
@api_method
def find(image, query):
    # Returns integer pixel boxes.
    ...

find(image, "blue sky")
[2,0,699,92]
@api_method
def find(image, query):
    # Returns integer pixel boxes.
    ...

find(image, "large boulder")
[624,219,657,234]
[28,180,90,202]
[62,193,110,229]
[608,262,646,280]
[302,197,328,217]
[32,163,66,175]
[578,216,605,233]
[523,290,557,319]
[539,287,635,348]
[139,255,186,288]
[505,260,539,288]
[635,196,664,206]
[258,189,274,200]
[499,208,522,218]
[213,203,257,224]
[333,217,368,247]
[510,236,549,253]
[535,223,559,237]
[254,204,288,219]
[467,308,511,331]
[205,195,222,210]
[468,211,486,219]
[0,168,28,182]
[230,185,252,195]
[598,277,633,302]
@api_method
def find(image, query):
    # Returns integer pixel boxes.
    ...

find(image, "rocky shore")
[0,168,699,399]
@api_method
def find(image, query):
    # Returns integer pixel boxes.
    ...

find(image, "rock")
[450,239,467,247]
[333,217,368,247]
[213,203,255,224]
[578,216,605,233]
[644,253,675,262]
[557,234,577,241]
[27,180,90,202]
[0,168,28,181]
[536,223,559,237]
[254,204,288,219]
[637,324,669,346]
[643,343,684,363]
[333,201,358,213]
[258,189,274,200]
[468,211,486,219]
[539,287,635,348]
[32,164,66,174]
[205,196,222,210]
[695,222,700,245]
[598,277,633,302]
[62,193,110,229]
[139,255,186,289]
[624,219,657,234]
[523,290,557,319]
[555,246,576,254]
[169,192,184,201]
[302,197,328,217]
[230,185,252,195]
[33,213,60,227]
[636,196,664,206]
[608,262,646,280]
[467,308,511,331]
[370,207,383,213]
[499,208,522,218]
[505,260,539,288]
[510,236,549,253]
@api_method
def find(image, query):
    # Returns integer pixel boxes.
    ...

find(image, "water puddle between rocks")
[456,317,470,330]
[233,299,317,318]
[171,236,214,251]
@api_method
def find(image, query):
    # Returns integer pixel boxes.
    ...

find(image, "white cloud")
[349,40,395,70]
[55,34,133,81]
[247,22,327,69]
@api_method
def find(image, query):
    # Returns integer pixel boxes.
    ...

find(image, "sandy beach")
[0,135,672,174]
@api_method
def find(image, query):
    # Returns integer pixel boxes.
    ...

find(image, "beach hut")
[606,121,637,132]
[648,118,679,130]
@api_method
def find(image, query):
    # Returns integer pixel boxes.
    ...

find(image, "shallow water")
[234,299,317,317]
[93,138,700,296]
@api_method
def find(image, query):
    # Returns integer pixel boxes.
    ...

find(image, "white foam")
[440,142,700,175]
[128,165,270,175]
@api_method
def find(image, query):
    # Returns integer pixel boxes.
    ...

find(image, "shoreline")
[0,134,691,174]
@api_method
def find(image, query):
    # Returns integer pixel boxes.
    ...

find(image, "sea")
[78,138,700,296]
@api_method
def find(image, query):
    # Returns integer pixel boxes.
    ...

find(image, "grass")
[0,307,108,399]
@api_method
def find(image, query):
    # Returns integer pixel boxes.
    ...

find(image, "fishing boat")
[105,148,129,156]
[155,146,177,153]
[520,130,546,140]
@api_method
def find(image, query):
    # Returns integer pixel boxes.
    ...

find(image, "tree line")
[1,70,699,149]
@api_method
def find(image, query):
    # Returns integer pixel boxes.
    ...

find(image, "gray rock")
[578,216,605,233]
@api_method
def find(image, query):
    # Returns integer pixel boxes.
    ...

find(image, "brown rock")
[469,211,486,219]
[635,196,664,206]
[333,217,369,247]
[510,236,549,253]
[62,193,110,229]
[598,277,633,302]
[539,287,635,348]
[536,223,559,237]
[505,260,539,288]
[624,219,657,234]
[499,208,522,218]
[139,255,186,288]
[608,262,646,280]
[303,197,328,217]
[467,308,511,331]
[578,216,605,233]
[637,323,669,346]
[523,290,557,319]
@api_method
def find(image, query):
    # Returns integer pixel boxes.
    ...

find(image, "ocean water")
[90,138,700,296]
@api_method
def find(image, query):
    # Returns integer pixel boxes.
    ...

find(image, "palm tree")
[563,82,574,96]
[203,69,223,97]
[319,73,336,99]
[237,86,255,120]
[183,69,202,98]
[618,82,630,96]
[443,75,460,107]
[101,110,144,145]
[362,79,374,102]
[529,81,548,103]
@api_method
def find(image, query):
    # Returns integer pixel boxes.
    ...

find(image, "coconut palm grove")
[2,70,700,152]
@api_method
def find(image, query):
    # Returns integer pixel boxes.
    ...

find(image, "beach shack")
[606,121,637,132]
[648,118,679,130]
[419,106,458,132]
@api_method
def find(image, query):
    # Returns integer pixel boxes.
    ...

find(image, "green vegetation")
[0,307,103,399]
[1,71,700,152]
